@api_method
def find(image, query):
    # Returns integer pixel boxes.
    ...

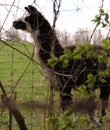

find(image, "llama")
[13,5,110,125]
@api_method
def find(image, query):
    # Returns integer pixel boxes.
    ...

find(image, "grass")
[0,41,44,93]
[0,41,110,130]
[0,41,50,130]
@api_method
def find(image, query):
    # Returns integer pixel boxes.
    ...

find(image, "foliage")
[48,38,110,90]
[47,38,110,129]
[48,54,58,67]
[47,111,90,130]
[92,8,109,27]
[59,48,72,68]
[47,8,110,130]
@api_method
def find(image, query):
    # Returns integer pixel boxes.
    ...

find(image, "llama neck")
[33,15,63,64]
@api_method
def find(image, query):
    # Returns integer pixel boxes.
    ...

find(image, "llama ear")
[25,5,38,14]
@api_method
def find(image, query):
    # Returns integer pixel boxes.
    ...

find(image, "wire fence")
[0,0,110,130]
[0,41,48,129]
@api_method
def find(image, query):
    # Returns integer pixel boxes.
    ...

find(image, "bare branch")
[1,94,28,130]
[0,0,16,32]
[53,0,62,29]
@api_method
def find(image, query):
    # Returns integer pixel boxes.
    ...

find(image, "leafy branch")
[92,8,109,28]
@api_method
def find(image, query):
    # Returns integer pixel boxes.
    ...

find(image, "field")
[0,41,110,130]
[0,41,51,130]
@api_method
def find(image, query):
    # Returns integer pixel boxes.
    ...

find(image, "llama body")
[13,5,110,124]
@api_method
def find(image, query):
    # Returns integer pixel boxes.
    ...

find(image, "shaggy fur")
[13,5,110,118]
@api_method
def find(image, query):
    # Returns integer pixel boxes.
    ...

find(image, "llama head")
[13,5,42,32]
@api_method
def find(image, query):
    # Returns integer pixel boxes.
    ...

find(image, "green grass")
[0,41,50,129]
[0,41,110,130]
[0,41,44,93]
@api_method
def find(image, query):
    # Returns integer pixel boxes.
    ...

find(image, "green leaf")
[97,54,104,63]
[102,38,110,51]
[98,71,105,77]
[86,74,96,89]
[84,43,94,58]
[64,48,72,55]
[100,78,107,83]
[99,8,104,14]
[72,44,84,59]
[59,55,66,62]
[102,22,107,28]
[105,13,109,23]
[59,49,72,68]
[64,48,72,60]
[78,85,89,96]
[96,21,100,27]
[62,59,69,68]
[47,54,58,67]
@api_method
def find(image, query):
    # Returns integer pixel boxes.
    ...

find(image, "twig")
[100,0,104,8]
[51,0,62,53]
[0,81,6,96]
[53,0,62,29]
[89,0,105,43]
[0,4,24,12]
[0,82,27,130]
[0,0,16,32]
[89,25,97,43]
[1,94,28,130]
